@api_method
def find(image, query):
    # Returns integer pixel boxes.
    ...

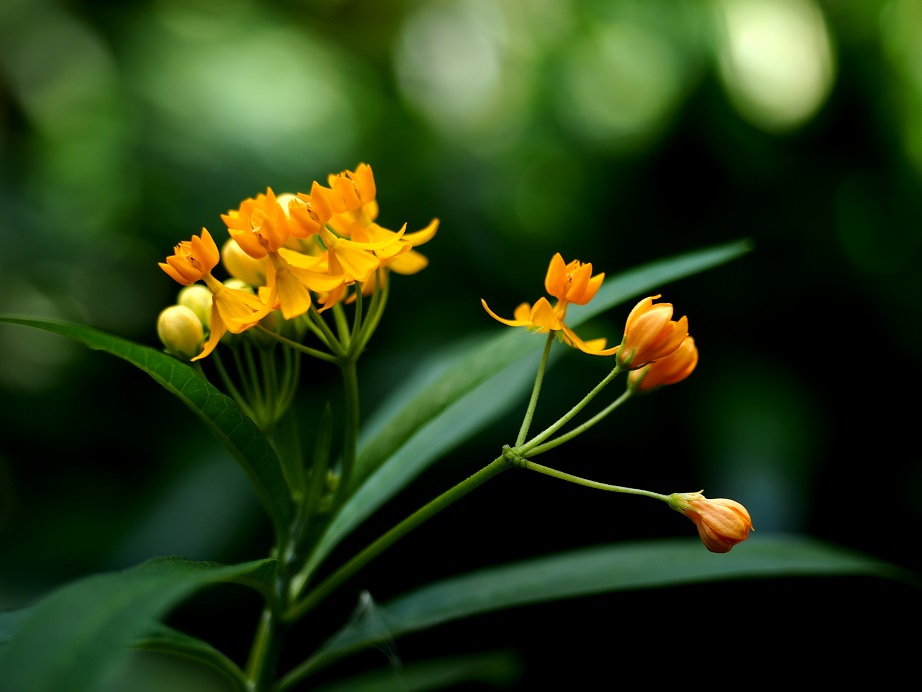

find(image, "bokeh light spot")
[714,0,835,133]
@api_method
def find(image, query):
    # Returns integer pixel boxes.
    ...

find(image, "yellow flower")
[157,305,205,360]
[159,228,221,286]
[159,227,268,360]
[195,277,269,361]
[221,188,345,322]
[668,491,753,553]
[320,162,377,215]
[628,336,698,393]
[616,295,688,369]
[481,253,618,356]
[221,188,293,258]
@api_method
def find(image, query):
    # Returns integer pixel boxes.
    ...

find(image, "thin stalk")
[351,270,389,356]
[309,305,345,357]
[518,364,622,454]
[254,326,339,364]
[520,458,670,502]
[284,454,513,623]
[212,350,256,420]
[332,302,351,347]
[515,332,555,447]
[348,288,364,348]
[523,388,633,458]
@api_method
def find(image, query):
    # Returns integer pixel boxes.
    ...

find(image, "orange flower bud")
[628,337,698,393]
[668,491,753,553]
[616,295,688,369]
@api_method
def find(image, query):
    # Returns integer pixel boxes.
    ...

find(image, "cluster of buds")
[157,164,438,361]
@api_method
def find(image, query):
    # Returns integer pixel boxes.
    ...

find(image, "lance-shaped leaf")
[0,556,277,692]
[281,534,915,687]
[300,239,753,581]
[0,317,292,539]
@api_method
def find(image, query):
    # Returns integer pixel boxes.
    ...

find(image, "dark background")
[1,0,920,688]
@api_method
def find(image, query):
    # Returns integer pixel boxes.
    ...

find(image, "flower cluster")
[483,253,751,553]
[482,257,699,392]
[157,164,438,361]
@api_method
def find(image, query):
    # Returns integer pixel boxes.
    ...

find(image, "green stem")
[518,364,622,454]
[212,350,257,420]
[284,454,513,623]
[332,302,351,347]
[336,359,360,497]
[515,332,555,447]
[351,269,389,357]
[523,387,633,458]
[519,458,669,502]
[245,606,284,692]
[309,304,346,357]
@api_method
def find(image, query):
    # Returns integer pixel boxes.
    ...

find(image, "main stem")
[284,454,513,623]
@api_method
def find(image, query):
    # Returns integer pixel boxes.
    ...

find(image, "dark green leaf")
[0,556,276,692]
[287,534,913,684]
[133,623,249,692]
[308,650,522,692]
[0,317,292,538]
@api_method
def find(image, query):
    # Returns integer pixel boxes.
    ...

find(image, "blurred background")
[1,0,920,688]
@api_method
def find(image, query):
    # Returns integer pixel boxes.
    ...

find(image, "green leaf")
[284,534,914,684]
[304,239,752,578]
[133,623,250,692]
[0,317,292,539]
[0,556,277,692]
[308,650,522,692]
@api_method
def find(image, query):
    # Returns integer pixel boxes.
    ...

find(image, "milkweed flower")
[222,188,345,321]
[158,228,221,286]
[628,337,698,393]
[482,253,617,356]
[668,491,753,553]
[544,253,604,308]
[616,295,688,369]
[303,163,439,305]
[159,227,268,360]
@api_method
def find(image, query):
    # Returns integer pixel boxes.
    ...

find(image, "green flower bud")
[157,305,205,361]
[177,284,213,328]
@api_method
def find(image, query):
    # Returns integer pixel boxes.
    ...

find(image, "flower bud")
[177,284,213,329]
[222,238,269,288]
[617,295,688,369]
[628,337,698,393]
[668,491,753,553]
[157,305,205,361]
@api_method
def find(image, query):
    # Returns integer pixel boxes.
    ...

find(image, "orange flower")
[616,295,688,369]
[668,491,753,553]
[481,253,618,357]
[159,228,221,286]
[628,337,698,393]
[544,253,604,309]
